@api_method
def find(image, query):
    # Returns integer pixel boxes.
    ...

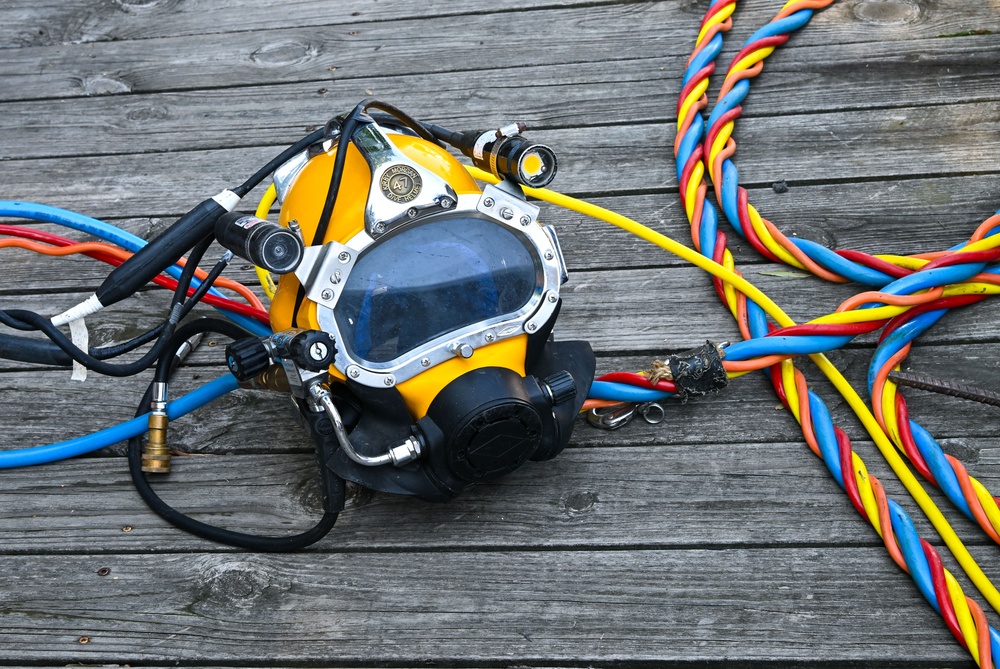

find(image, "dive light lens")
[515,145,557,188]
[493,137,558,189]
[215,212,304,274]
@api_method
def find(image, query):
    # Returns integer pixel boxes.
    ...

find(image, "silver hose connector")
[307,383,421,467]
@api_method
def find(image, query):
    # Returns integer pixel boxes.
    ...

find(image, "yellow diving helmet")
[224,100,595,501]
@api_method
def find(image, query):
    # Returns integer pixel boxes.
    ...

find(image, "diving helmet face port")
[331,212,541,366]
[269,114,595,502]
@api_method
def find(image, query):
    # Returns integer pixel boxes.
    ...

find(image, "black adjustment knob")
[542,370,577,407]
[226,337,271,381]
[270,330,336,371]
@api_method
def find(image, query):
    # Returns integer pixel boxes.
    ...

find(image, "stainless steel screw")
[338,251,351,263]
[499,207,514,220]
[483,197,495,208]
[526,322,537,332]
[320,289,334,301]
[384,376,395,386]
[519,215,531,226]
[348,367,361,378]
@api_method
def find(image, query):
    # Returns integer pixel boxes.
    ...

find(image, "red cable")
[679,144,705,209]
[596,371,678,394]
[920,247,1000,271]
[835,249,912,279]
[678,64,715,115]
[767,321,884,338]
[711,230,731,305]
[699,0,733,29]
[703,106,743,170]
[0,225,270,323]
[768,364,789,409]
[894,394,936,484]
[726,35,789,72]
[836,427,867,518]
[922,539,968,649]
[736,186,781,263]
[879,294,985,343]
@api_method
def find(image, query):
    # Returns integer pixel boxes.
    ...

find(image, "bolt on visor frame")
[295,186,567,389]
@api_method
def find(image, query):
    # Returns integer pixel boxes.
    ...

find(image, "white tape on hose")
[69,318,89,382]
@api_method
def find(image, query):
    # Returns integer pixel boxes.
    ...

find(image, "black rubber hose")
[363,100,442,146]
[421,120,465,148]
[92,324,165,360]
[233,127,329,198]
[170,235,213,311]
[176,252,231,322]
[289,111,359,327]
[0,333,73,366]
[0,326,164,367]
[129,317,343,552]
[312,107,363,246]
[0,308,178,377]
[95,204,220,309]
[0,237,212,376]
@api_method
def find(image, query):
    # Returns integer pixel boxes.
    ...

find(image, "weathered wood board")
[1,0,999,667]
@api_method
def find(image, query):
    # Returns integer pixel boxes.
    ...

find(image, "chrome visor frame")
[282,122,567,389]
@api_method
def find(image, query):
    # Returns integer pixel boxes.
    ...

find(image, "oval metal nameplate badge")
[380,164,422,203]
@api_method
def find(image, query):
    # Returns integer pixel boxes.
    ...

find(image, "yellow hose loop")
[254,184,279,301]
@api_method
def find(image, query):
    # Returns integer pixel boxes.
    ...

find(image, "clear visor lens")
[334,215,540,364]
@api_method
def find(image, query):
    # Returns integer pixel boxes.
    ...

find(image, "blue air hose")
[0,373,239,468]
[0,201,269,337]
[588,380,673,402]
[0,202,270,465]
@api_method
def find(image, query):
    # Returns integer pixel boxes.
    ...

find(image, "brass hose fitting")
[238,363,290,393]
[142,412,171,473]
[142,382,171,474]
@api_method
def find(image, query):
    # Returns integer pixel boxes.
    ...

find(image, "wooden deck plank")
[1,0,997,102]
[0,547,978,665]
[2,34,999,162]
[4,101,1000,223]
[0,437,993,554]
[1,0,996,49]
[0,0,644,47]
[0,4,706,101]
[1,0,999,667]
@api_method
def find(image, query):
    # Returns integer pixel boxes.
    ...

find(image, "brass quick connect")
[142,412,171,474]
[239,364,291,393]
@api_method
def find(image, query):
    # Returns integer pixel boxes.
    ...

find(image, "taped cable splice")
[663,341,728,400]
